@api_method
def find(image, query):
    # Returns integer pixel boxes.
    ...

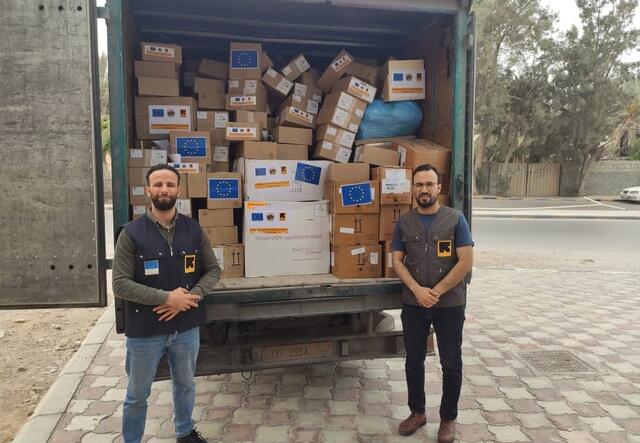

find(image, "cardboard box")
[354,145,400,167]
[131,205,147,220]
[281,53,311,81]
[198,208,234,227]
[235,110,268,128]
[299,70,319,88]
[280,94,320,115]
[134,60,179,79]
[379,204,410,241]
[129,149,167,168]
[206,172,243,209]
[383,241,397,278]
[229,42,262,79]
[382,59,426,101]
[197,91,226,110]
[176,199,192,217]
[212,144,230,163]
[212,162,230,172]
[128,167,150,205]
[293,83,322,102]
[204,226,238,244]
[238,141,277,160]
[331,244,381,279]
[239,158,330,202]
[261,51,273,73]
[228,79,260,95]
[196,111,229,131]
[135,97,196,140]
[315,124,356,148]
[276,143,308,160]
[332,76,377,104]
[225,122,261,141]
[262,68,294,97]
[193,77,225,95]
[317,49,354,93]
[272,126,312,145]
[140,41,182,64]
[345,61,379,87]
[226,83,267,112]
[244,201,330,277]
[313,140,351,163]
[393,139,452,187]
[316,92,366,132]
[197,59,228,81]
[278,106,316,129]
[327,162,370,182]
[326,180,380,214]
[330,213,379,246]
[212,244,244,278]
[209,128,227,145]
[187,171,207,198]
[169,131,211,164]
[371,167,412,205]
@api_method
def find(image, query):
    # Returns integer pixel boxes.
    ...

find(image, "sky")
[96,1,639,59]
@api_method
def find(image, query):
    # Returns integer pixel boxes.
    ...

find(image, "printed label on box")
[230,50,259,69]
[295,56,310,72]
[337,93,354,111]
[276,78,293,95]
[150,150,167,165]
[133,205,146,215]
[266,68,277,78]
[340,182,373,206]
[314,202,328,217]
[197,111,207,119]
[289,107,313,124]
[355,108,364,118]
[390,70,426,95]
[213,145,229,162]
[131,186,145,196]
[130,149,143,159]
[339,131,355,147]
[226,126,258,139]
[229,80,240,89]
[176,136,207,158]
[168,162,199,173]
[339,227,355,234]
[294,83,307,96]
[245,80,258,94]
[327,126,337,136]
[331,54,352,72]
[348,123,359,133]
[370,252,379,265]
[307,100,319,114]
[230,96,257,107]
[321,140,333,151]
[208,178,240,200]
[144,44,175,59]
[282,65,292,77]
[148,105,191,134]
[176,199,191,215]
[336,146,351,163]
[351,247,366,255]
[382,178,410,194]
[214,113,228,128]
[332,109,349,127]
[212,247,224,270]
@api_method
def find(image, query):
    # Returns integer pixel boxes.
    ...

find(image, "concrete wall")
[582,160,640,196]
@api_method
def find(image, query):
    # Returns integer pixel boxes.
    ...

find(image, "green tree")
[98,53,110,155]
[542,0,639,195]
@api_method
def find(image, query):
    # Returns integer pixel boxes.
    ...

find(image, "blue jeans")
[123,327,200,443]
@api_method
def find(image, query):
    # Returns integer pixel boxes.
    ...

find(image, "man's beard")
[152,195,177,211]
[416,193,437,208]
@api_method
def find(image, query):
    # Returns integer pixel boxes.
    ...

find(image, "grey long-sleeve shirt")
[112,211,221,305]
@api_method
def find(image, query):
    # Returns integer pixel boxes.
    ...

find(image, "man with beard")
[112,164,220,443]
[391,163,473,442]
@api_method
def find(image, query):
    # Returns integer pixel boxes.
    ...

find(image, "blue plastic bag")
[356,99,423,139]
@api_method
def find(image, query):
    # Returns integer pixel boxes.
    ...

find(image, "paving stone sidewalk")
[15,268,640,442]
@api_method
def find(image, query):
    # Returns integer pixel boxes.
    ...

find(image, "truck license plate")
[262,341,333,362]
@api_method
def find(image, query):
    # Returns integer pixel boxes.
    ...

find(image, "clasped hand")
[152,287,201,322]
[412,285,440,308]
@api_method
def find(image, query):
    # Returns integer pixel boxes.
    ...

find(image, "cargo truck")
[0,0,475,376]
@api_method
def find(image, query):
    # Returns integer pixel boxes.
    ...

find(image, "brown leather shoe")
[398,412,426,436]
[438,419,456,443]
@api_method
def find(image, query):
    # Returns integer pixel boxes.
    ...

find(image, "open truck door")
[0,1,107,308]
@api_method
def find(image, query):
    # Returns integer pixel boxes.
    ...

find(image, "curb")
[12,307,114,443]
[474,213,640,220]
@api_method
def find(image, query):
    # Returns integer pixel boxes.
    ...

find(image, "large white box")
[238,159,330,202]
[244,201,330,277]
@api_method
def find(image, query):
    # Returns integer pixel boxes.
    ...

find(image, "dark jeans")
[401,303,465,420]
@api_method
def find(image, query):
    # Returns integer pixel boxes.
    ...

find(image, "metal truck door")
[0,1,106,308]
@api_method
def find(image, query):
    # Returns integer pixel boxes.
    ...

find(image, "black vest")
[397,206,467,308]
[123,214,206,337]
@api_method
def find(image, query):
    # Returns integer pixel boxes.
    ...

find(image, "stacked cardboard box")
[325,164,382,278]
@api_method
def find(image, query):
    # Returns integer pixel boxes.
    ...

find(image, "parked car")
[620,186,640,202]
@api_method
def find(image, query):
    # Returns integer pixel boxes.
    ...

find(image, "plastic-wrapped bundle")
[356,99,423,139]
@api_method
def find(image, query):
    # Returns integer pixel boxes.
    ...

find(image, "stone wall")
[581,160,640,196]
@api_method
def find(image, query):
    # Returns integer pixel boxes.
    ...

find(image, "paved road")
[473,197,639,211]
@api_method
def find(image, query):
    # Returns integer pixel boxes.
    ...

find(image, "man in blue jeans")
[392,164,474,442]
[112,164,221,443]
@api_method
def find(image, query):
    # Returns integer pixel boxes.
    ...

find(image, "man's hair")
[412,163,440,183]
[146,163,180,185]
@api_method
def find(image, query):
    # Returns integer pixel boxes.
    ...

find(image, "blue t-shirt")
[391,211,474,252]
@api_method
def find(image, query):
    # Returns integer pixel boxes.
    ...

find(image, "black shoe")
[177,429,208,443]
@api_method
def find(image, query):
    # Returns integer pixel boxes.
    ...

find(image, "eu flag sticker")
[208,178,239,200]
[231,50,258,69]
[393,73,404,81]
[341,182,373,206]
[295,162,321,186]
[144,259,159,276]
[255,168,267,176]
[176,137,206,157]
[151,108,164,117]
[251,212,264,221]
